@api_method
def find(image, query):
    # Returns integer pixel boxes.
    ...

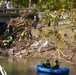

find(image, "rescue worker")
[8,36,13,45]
[32,21,37,29]
[27,29,32,39]
[53,60,59,69]
[43,59,51,68]
[56,16,59,26]
[24,28,32,40]
[1,36,13,48]
[20,30,28,41]
[54,16,59,29]
[2,40,9,48]
[0,38,2,46]
[21,31,26,39]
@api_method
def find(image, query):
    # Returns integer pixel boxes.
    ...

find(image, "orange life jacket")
[0,38,2,43]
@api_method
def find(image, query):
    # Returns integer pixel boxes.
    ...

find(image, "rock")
[1,51,9,57]
[72,54,76,62]
[14,52,21,56]
[20,50,26,54]
[8,49,14,57]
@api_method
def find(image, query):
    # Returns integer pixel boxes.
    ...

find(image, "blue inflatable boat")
[36,64,70,75]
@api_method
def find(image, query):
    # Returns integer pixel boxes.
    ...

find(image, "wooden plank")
[0,13,20,17]
[0,8,35,11]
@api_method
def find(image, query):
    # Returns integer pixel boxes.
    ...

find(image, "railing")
[0,8,35,13]
[0,65,7,75]
[0,8,20,13]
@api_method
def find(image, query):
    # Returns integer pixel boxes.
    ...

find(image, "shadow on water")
[36,72,69,75]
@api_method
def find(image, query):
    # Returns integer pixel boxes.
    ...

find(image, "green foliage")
[5,0,75,10]
[36,0,75,11]
[72,10,76,25]
[8,0,29,7]
[36,1,43,11]
[38,27,42,32]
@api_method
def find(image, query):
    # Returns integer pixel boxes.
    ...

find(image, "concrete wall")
[0,17,10,23]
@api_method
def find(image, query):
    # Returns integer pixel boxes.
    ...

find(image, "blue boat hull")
[36,64,70,74]
[37,72,69,75]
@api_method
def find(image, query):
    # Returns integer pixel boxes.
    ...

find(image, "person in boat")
[43,59,51,68]
[53,60,59,69]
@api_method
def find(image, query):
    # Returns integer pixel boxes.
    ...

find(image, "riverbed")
[0,58,76,75]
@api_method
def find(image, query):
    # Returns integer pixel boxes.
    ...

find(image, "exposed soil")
[0,14,76,65]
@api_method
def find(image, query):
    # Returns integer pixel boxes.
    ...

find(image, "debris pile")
[8,17,24,31]
[0,11,76,65]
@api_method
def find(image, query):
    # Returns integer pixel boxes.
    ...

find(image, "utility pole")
[29,0,31,8]
[39,0,42,2]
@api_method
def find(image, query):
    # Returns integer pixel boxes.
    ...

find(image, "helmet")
[8,1,10,3]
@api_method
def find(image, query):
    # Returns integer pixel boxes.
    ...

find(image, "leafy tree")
[6,0,29,7]
[6,0,38,7]
[5,0,75,9]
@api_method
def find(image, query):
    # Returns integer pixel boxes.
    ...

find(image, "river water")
[0,58,76,75]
